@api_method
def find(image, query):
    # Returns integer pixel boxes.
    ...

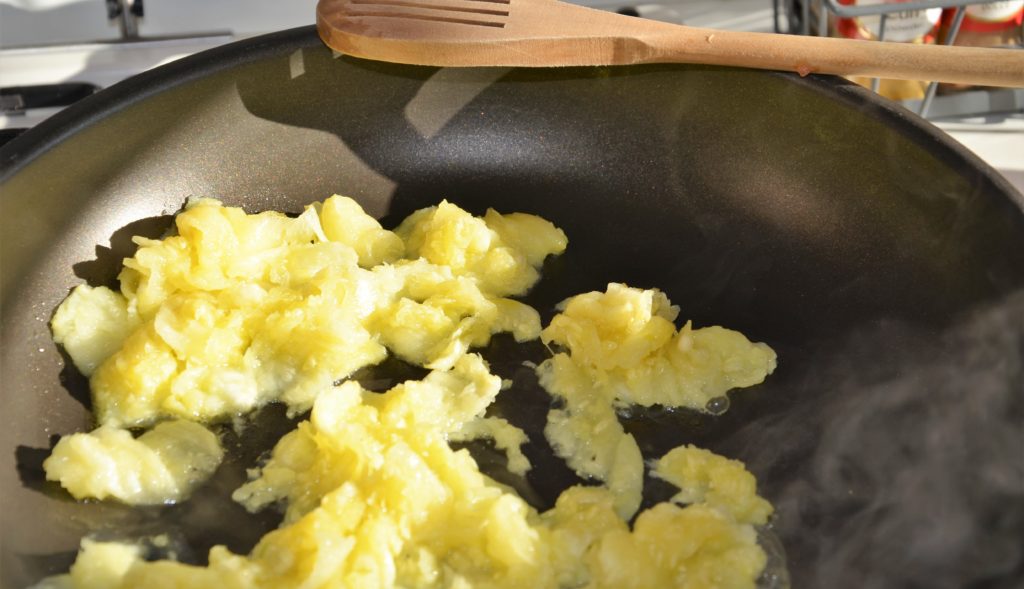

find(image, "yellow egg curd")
[42,420,223,505]
[537,283,776,522]
[51,196,566,429]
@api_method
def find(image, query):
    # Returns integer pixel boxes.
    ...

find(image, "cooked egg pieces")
[42,357,772,589]
[537,283,776,525]
[43,420,223,505]
[52,196,567,428]
[41,196,779,589]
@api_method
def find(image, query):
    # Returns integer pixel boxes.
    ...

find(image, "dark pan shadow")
[56,346,91,411]
[15,440,65,497]
[72,215,175,288]
[11,551,79,586]
[237,54,437,197]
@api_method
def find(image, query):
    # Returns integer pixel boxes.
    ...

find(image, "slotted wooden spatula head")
[316,0,1024,86]
[330,0,513,29]
[316,0,655,67]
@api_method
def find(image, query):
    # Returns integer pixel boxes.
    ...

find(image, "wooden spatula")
[316,0,1023,87]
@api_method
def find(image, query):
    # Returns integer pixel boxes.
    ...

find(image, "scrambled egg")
[43,420,222,505]
[39,196,778,589]
[653,445,774,527]
[51,196,565,428]
[540,283,777,410]
[39,370,769,589]
[537,283,777,525]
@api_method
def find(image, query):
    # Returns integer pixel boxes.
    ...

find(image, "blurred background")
[1,0,320,46]
[1,0,1021,189]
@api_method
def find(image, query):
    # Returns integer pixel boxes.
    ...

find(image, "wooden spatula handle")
[640,27,1023,88]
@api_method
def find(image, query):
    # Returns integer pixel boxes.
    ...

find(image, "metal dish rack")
[772,0,1024,119]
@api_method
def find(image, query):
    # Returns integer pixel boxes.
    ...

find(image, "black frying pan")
[2,25,1023,589]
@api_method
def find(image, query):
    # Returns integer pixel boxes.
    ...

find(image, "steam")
[745,291,1024,588]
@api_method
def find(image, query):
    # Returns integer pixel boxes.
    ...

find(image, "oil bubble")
[757,524,791,589]
[705,396,730,415]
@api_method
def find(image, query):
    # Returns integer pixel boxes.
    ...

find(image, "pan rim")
[0,25,1020,209]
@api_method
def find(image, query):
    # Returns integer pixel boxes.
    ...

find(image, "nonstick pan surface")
[2,26,1023,589]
